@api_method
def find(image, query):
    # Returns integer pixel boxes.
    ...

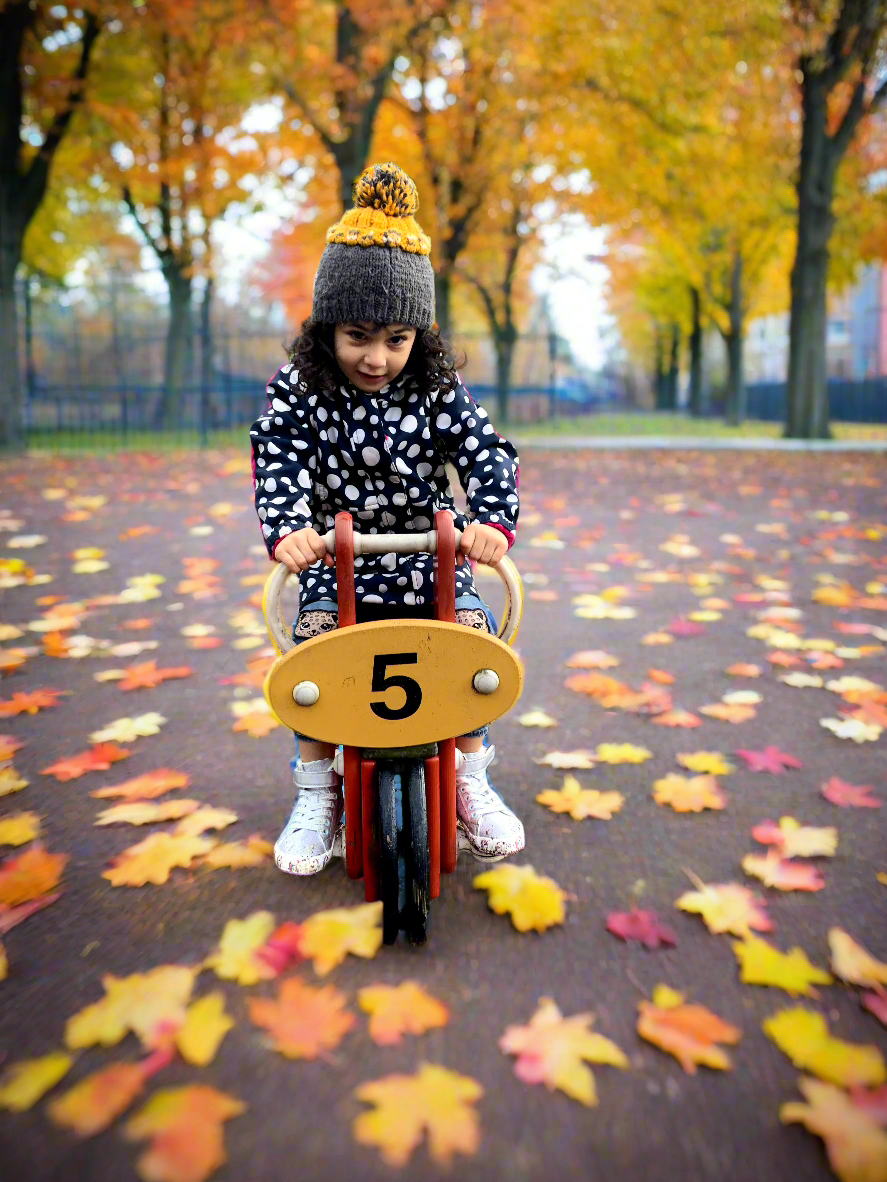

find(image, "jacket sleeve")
[432,377,520,546]
[250,365,316,559]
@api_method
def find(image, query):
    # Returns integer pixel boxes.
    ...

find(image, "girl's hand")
[458,522,509,567]
[274,527,335,573]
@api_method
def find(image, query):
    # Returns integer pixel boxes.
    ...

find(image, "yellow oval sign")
[264,619,523,747]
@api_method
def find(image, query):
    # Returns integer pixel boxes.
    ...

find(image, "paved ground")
[0,446,885,1182]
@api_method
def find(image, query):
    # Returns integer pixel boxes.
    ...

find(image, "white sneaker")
[455,745,525,862]
[274,758,342,876]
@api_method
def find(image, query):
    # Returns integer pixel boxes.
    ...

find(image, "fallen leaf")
[95,800,200,826]
[593,742,652,764]
[735,746,803,773]
[565,650,620,669]
[828,929,887,990]
[536,774,624,820]
[46,1050,170,1137]
[821,778,881,808]
[821,717,883,743]
[0,892,60,933]
[175,994,234,1067]
[533,750,596,769]
[117,661,192,691]
[297,902,384,975]
[0,1052,73,1111]
[700,702,757,723]
[103,834,215,887]
[353,1063,482,1168]
[202,836,272,870]
[65,966,196,1051]
[41,742,130,781]
[0,765,28,796]
[0,811,41,846]
[676,879,772,936]
[676,751,734,775]
[204,911,276,985]
[91,769,191,801]
[780,1076,887,1182]
[651,709,703,728]
[473,864,566,933]
[517,708,558,728]
[637,985,740,1074]
[0,734,25,760]
[605,907,676,949]
[733,935,833,997]
[500,996,628,1105]
[248,977,354,1057]
[253,922,305,977]
[764,1007,885,1087]
[358,982,449,1046]
[0,845,66,906]
[726,663,762,677]
[89,712,166,744]
[173,807,238,837]
[124,1085,245,1182]
[231,710,280,737]
[742,851,825,892]
[0,689,65,716]
[750,816,837,859]
[863,992,887,1027]
[652,773,726,813]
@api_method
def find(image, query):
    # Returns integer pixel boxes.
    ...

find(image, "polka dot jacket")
[250,365,520,609]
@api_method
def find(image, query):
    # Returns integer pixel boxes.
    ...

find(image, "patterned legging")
[293,606,491,639]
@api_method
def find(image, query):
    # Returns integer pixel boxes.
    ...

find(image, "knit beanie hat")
[311,162,435,330]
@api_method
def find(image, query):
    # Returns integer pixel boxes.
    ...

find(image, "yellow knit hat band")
[325,163,432,256]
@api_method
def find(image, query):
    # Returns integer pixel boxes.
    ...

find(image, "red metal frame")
[361,758,378,902]
[434,511,458,874]
[336,513,363,881]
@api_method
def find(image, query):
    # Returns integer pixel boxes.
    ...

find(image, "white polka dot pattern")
[250,366,520,608]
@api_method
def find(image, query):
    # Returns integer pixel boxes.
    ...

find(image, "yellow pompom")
[353,163,419,217]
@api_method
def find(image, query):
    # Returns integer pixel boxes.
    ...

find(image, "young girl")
[250,162,524,876]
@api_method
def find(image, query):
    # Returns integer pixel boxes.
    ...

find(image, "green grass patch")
[510,412,887,440]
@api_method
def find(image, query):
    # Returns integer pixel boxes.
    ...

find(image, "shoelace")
[291,791,336,832]
[459,774,503,818]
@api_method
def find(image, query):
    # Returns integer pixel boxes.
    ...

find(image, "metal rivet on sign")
[293,681,320,706]
[472,668,499,695]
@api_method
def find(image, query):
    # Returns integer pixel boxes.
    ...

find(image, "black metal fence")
[746,378,887,423]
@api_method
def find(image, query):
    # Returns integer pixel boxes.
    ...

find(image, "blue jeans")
[290,594,496,749]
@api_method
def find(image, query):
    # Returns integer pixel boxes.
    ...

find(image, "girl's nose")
[363,347,386,370]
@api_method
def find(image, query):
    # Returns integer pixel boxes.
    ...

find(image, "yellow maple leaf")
[46,1060,152,1136]
[204,911,276,985]
[676,879,771,937]
[533,749,597,769]
[0,1052,73,1111]
[593,742,652,764]
[175,994,234,1067]
[65,965,196,1051]
[780,1076,887,1182]
[517,708,558,727]
[102,833,215,887]
[652,774,726,813]
[637,988,741,1074]
[499,997,627,1105]
[202,836,272,870]
[733,936,833,997]
[828,928,887,989]
[473,864,566,933]
[0,812,41,846]
[676,751,734,775]
[0,765,28,796]
[766,817,838,859]
[89,712,166,744]
[173,806,238,837]
[232,711,280,737]
[358,982,449,1046]
[0,938,6,981]
[124,1085,245,1182]
[536,774,624,820]
[764,1008,885,1087]
[354,1063,482,1167]
[94,800,200,827]
[298,902,383,976]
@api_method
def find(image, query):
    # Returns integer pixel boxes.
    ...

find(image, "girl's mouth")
[357,372,386,385]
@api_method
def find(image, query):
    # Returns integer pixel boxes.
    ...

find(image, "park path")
[0,445,885,1182]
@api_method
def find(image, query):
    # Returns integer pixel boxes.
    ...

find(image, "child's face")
[333,322,418,393]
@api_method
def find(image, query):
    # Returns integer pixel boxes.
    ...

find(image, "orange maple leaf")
[124,1085,245,1182]
[652,709,703,728]
[358,982,449,1046]
[46,1050,170,1136]
[742,851,825,892]
[248,977,354,1058]
[41,743,130,781]
[232,711,279,738]
[0,846,67,907]
[699,702,757,723]
[91,769,190,801]
[117,661,193,692]
[637,986,741,1073]
[0,689,66,716]
[0,735,25,761]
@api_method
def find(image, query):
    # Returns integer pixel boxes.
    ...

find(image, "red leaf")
[848,1084,887,1125]
[862,992,887,1028]
[0,893,61,934]
[821,778,881,808]
[41,743,130,781]
[667,618,705,638]
[254,922,305,976]
[735,746,802,774]
[605,908,676,949]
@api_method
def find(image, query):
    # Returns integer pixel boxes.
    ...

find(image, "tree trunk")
[199,275,215,434]
[494,329,517,425]
[724,249,746,426]
[434,269,452,339]
[785,72,835,440]
[0,239,22,446]
[653,326,668,409]
[688,285,704,415]
[155,267,192,429]
[665,322,680,409]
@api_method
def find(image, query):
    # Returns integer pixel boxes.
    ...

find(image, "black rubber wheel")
[377,763,400,945]
[402,760,430,945]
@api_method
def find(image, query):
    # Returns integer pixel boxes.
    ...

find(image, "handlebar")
[262,529,523,654]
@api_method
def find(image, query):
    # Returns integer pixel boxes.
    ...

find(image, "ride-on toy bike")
[262,510,523,945]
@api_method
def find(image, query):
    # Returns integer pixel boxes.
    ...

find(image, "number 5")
[370,653,422,721]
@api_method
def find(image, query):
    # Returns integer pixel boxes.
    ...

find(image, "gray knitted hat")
[311,163,435,330]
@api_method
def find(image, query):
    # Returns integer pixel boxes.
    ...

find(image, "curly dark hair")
[286,319,465,397]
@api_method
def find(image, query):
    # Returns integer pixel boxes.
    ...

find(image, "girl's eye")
[348,332,365,342]
[389,335,406,346]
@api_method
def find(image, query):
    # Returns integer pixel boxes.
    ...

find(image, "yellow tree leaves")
[296,903,383,976]
[676,879,773,937]
[764,1008,886,1088]
[0,846,66,907]
[248,978,354,1058]
[652,773,726,813]
[780,1077,887,1182]
[0,1051,73,1111]
[65,966,196,1051]
[175,995,234,1068]
[358,982,448,1046]
[103,834,216,887]
[500,997,628,1105]
[473,865,566,932]
[0,811,41,846]
[733,936,834,997]
[828,929,887,990]
[675,751,734,776]
[536,774,624,820]
[637,985,741,1074]
[46,1054,168,1137]
[204,912,276,986]
[91,770,191,801]
[123,1085,245,1182]
[95,800,200,826]
[353,1064,482,1168]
